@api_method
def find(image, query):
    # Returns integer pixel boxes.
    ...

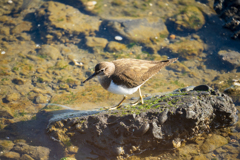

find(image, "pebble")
[72,59,83,66]
[115,36,123,41]
[8,0,13,4]
[86,1,97,10]
[1,51,6,54]
[169,34,176,40]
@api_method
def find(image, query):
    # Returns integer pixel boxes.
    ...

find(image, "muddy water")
[0,0,240,159]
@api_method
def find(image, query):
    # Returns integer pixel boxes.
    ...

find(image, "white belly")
[107,80,140,95]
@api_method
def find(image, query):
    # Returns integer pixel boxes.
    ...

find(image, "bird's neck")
[97,75,111,90]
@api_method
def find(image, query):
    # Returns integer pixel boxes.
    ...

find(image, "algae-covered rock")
[38,45,62,60]
[20,154,35,160]
[0,140,14,151]
[5,92,20,102]
[11,21,32,35]
[0,106,14,119]
[166,39,204,59]
[2,151,20,159]
[46,85,237,159]
[0,26,10,36]
[106,41,126,52]
[36,1,101,43]
[200,134,228,153]
[85,36,108,49]
[12,143,50,160]
[0,0,23,16]
[171,6,205,31]
[35,94,48,104]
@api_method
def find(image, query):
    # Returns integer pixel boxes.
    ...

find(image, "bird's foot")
[130,95,146,106]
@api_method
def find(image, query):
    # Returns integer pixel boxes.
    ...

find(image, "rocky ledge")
[46,85,238,159]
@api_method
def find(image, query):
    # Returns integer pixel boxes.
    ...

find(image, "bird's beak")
[82,72,97,83]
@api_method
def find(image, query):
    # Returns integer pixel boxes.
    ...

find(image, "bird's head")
[82,62,115,83]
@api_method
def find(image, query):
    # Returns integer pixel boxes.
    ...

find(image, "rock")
[0,106,14,119]
[0,26,10,36]
[171,6,205,31]
[166,38,204,59]
[224,80,240,105]
[55,60,68,69]
[46,86,237,159]
[11,21,32,34]
[192,154,207,160]
[200,134,228,153]
[218,50,240,67]
[26,55,45,62]
[12,77,26,85]
[214,0,240,38]
[20,154,34,160]
[178,144,199,159]
[67,145,78,154]
[85,36,108,49]
[105,17,169,44]
[38,45,62,60]
[0,0,23,16]
[5,92,20,102]
[2,151,20,159]
[12,143,50,160]
[106,41,126,52]
[0,140,14,151]
[36,1,101,43]
[35,94,48,104]
[194,85,212,92]
[167,61,191,73]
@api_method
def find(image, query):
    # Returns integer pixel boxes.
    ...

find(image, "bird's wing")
[111,58,177,88]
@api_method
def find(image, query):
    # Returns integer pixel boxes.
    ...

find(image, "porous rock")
[214,0,240,38]
[46,85,238,159]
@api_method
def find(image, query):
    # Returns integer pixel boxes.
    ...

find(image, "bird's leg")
[108,95,127,110]
[131,88,144,106]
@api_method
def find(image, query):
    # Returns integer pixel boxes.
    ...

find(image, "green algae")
[107,92,188,116]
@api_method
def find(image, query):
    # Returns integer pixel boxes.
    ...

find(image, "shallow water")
[0,0,240,159]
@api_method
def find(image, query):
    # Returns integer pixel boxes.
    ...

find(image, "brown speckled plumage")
[111,58,178,88]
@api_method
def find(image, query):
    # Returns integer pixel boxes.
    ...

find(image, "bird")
[82,58,178,110]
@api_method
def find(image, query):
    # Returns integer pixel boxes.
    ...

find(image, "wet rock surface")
[47,85,238,159]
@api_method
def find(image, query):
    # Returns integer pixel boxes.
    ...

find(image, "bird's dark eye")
[101,69,104,72]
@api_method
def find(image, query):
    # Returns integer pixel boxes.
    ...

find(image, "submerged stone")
[104,17,169,44]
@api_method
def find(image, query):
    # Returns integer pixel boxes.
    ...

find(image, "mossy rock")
[55,60,69,70]
[171,6,205,31]
[106,41,126,52]
[167,39,204,59]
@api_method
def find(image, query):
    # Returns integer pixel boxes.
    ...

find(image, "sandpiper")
[82,58,178,109]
